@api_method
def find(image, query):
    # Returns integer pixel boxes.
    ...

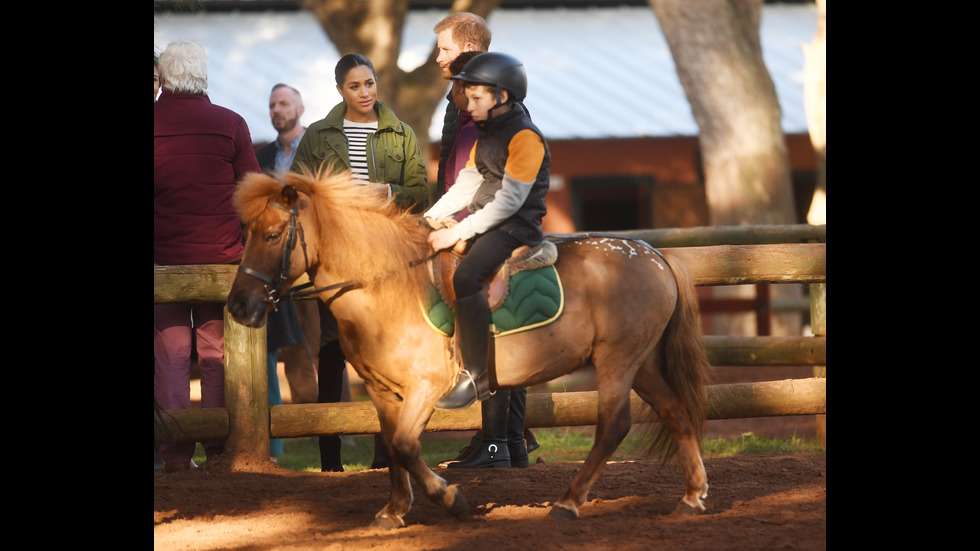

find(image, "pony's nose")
[226,291,267,328]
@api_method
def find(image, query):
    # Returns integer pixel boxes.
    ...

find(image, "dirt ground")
[156,365,825,550]
[154,451,825,551]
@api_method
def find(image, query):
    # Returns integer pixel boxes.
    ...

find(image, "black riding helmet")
[452,52,527,104]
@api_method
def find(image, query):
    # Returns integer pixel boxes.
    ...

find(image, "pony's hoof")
[673,501,705,516]
[442,484,469,520]
[449,492,468,520]
[548,505,578,521]
[371,516,403,530]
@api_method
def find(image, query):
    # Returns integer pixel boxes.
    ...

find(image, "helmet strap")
[483,88,510,125]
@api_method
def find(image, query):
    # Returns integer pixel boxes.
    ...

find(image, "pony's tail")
[647,250,711,460]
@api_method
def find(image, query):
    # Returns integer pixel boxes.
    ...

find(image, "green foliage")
[186,428,822,473]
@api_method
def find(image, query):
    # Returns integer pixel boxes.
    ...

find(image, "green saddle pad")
[422,265,564,338]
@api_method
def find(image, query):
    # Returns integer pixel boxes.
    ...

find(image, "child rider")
[424,52,551,410]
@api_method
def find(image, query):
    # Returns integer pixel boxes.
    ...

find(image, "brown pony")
[226,169,711,528]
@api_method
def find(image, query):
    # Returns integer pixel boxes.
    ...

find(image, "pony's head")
[227,166,434,328]
[227,171,313,327]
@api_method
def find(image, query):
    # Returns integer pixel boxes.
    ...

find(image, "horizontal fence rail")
[156,377,826,444]
[703,335,826,366]
[617,224,825,247]
[153,224,827,456]
[153,243,826,303]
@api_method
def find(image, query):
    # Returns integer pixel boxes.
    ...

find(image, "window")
[571,176,655,231]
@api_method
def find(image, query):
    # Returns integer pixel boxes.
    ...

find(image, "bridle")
[237,199,357,310]
[237,197,441,310]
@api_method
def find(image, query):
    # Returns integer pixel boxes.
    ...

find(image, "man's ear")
[500,89,509,104]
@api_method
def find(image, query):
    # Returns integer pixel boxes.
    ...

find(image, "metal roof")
[153,4,817,145]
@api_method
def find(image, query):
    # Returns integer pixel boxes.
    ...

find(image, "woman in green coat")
[291,53,429,214]
[290,53,428,472]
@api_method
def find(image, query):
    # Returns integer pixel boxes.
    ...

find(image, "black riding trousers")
[452,229,524,299]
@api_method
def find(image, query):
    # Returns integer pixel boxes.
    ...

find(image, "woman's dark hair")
[449,50,482,76]
[334,53,376,87]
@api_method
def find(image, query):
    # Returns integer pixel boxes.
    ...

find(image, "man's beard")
[273,117,297,133]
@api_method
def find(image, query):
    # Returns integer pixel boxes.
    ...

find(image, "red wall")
[428,133,817,232]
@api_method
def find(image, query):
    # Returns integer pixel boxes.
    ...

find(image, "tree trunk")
[302,0,408,105]
[649,0,800,336]
[804,0,826,225]
[650,0,796,226]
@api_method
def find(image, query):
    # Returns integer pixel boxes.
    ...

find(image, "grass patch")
[701,431,821,457]
[185,427,823,472]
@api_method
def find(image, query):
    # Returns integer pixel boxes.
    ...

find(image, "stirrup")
[435,370,493,410]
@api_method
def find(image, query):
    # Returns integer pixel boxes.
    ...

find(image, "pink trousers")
[154,302,226,464]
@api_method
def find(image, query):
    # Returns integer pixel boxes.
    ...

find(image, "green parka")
[291,100,429,213]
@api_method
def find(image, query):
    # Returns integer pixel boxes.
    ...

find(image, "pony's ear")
[280,185,299,209]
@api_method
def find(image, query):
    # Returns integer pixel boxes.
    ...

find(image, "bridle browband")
[237,198,437,310]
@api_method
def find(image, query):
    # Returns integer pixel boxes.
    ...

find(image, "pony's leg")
[549,380,636,520]
[363,387,415,529]
[372,416,414,529]
[389,393,468,518]
[632,358,709,514]
[367,387,467,529]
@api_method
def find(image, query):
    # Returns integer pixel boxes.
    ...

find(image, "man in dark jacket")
[255,83,307,178]
[154,39,261,473]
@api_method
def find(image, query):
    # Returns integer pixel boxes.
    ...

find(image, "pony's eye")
[265,232,282,244]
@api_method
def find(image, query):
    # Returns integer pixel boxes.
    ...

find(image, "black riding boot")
[449,390,511,468]
[370,433,390,469]
[437,430,482,468]
[435,293,493,410]
[516,386,541,455]
[508,388,530,467]
[318,339,345,472]
[525,426,541,454]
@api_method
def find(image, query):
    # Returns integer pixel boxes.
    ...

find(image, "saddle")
[428,239,558,313]
[427,239,559,393]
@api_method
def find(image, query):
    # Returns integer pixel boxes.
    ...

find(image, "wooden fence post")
[222,307,270,464]
[810,282,826,449]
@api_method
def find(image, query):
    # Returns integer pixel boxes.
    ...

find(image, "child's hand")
[427,228,460,251]
[424,217,458,230]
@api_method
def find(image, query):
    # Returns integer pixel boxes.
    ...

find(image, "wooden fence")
[154,224,827,461]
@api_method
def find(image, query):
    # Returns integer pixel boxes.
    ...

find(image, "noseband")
[237,199,356,309]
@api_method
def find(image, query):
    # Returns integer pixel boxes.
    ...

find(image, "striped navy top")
[343,119,378,182]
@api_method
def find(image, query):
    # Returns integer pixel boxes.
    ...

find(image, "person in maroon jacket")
[154,39,261,474]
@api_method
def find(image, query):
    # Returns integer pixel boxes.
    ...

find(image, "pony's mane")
[234,171,286,225]
[279,168,434,309]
